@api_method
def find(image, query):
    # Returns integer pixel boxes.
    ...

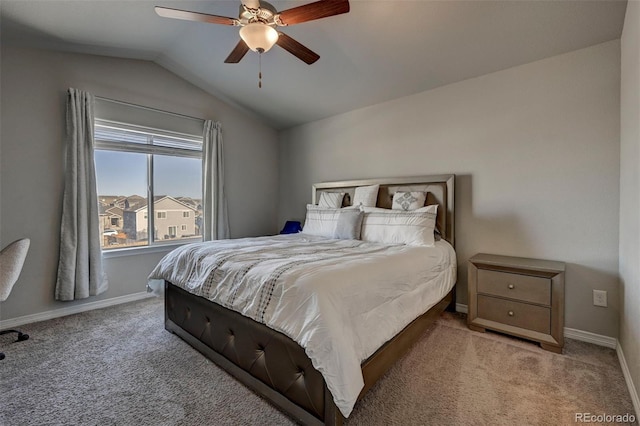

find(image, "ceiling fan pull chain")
[258,52,263,89]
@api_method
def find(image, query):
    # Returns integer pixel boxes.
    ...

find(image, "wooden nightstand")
[467,253,565,353]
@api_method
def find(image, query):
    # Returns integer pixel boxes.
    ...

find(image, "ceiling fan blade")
[224,40,250,63]
[155,6,237,26]
[278,0,349,26]
[276,32,320,65]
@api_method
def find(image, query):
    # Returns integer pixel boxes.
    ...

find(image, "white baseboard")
[0,291,155,329]
[456,303,468,314]
[564,327,618,349]
[617,343,640,419]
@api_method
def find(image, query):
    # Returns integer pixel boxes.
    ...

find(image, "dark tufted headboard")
[312,174,455,247]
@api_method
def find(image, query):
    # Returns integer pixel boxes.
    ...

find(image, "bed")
[150,175,456,425]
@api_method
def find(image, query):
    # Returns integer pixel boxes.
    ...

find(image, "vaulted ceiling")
[1,1,627,129]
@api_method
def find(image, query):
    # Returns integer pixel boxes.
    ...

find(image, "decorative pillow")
[318,192,345,209]
[352,184,379,207]
[333,209,364,240]
[302,205,338,238]
[361,206,437,246]
[392,191,427,211]
[302,205,364,240]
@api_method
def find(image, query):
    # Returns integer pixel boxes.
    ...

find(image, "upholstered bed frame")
[164,174,456,425]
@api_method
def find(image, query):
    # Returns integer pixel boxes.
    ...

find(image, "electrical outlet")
[593,290,607,307]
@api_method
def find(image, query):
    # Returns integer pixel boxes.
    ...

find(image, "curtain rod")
[94,95,205,123]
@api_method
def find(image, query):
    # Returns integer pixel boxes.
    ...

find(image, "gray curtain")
[202,120,230,240]
[55,88,108,301]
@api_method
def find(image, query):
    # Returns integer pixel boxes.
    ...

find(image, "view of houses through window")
[94,121,203,250]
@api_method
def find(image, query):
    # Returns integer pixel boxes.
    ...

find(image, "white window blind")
[95,120,202,158]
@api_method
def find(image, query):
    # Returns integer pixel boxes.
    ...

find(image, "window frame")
[94,119,203,254]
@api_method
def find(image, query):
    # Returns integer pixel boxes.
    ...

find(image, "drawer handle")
[508,311,514,317]
[508,284,515,289]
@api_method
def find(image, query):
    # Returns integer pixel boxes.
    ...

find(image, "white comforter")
[149,234,456,417]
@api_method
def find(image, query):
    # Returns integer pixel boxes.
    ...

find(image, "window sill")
[102,242,194,259]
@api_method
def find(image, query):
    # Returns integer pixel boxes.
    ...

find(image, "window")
[94,120,203,250]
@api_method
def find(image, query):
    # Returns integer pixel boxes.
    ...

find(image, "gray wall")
[619,0,640,403]
[0,46,279,321]
[279,41,621,337]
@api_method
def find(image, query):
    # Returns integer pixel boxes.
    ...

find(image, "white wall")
[0,46,279,321]
[279,41,621,337]
[619,0,640,405]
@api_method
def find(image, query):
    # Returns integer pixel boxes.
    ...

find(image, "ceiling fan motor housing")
[239,1,279,26]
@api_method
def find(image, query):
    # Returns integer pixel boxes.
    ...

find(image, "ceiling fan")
[155,0,350,65]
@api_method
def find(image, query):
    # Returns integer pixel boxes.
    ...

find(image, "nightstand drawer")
[477,295,551,334]
[477,269,551,306]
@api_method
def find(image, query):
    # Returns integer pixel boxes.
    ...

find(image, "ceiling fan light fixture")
[239,22,278,53]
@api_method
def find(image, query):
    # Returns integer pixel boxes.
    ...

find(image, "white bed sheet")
[149,234,456,417]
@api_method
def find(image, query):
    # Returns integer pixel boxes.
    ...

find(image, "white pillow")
[333,209,364,240]
[363,205,437,214]
[318,192,345,209]
[392,191,427,211]
[352,184,379,207]
[301,205,364,239]
[361,206,437,246]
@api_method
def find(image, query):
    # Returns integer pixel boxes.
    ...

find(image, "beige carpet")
[349,312,637,426]
[1,297,636,425]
